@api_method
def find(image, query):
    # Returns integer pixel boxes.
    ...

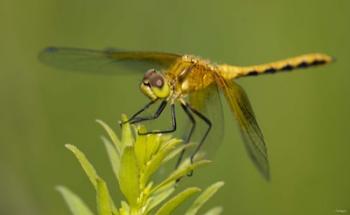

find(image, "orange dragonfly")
[39,47,333,180]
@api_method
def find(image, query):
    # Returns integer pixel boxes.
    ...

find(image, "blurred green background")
[1,0,349,214]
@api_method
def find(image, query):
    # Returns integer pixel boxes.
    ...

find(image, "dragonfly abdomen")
[218,53,333,79]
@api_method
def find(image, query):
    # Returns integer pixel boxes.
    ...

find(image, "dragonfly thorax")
[140,69,171,101]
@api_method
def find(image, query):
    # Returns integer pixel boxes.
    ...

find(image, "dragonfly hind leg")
[176,102,212,178]
[187,104,212,162]
[175,103,196,169]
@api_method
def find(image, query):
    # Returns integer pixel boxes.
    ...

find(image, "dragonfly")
[39,47,333,180]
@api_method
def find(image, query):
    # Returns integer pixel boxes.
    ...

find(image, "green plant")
[57,115,224,215]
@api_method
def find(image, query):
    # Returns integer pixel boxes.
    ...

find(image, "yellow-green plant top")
[57,115,224,215]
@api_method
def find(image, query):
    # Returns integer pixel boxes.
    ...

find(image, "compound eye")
[143,69,156,81]
[141,70,169,99]
[149,73,164,88]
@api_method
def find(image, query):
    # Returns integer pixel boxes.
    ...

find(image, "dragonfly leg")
[138,103,177,135]
[174,103,196,183]
[175,103,196,169]
[119,99,158,125]
[186,103,212,164]
[175,102,212,180]
[127,100,167,125]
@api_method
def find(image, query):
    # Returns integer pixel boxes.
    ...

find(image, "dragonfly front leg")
[129,100,167,125]
[138,103,176,135]
[119,99,158,125]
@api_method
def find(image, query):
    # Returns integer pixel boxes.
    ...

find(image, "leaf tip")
[120,114,128,122]
[65,144,75,150]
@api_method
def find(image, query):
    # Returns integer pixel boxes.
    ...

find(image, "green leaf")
[63,119,224,215]
[185,181,224,215]
[141,138,181,186]
[65,144,98,188]
[120,114,134,148]
[65,144,118,213]
[151,180,174,195]
[162,142,194,163]
[134,134,148,172]
[152,159,211,194]
[147,186,175,213]
[96,119,121,154]
[144,134,161,162]
[56,186,94,215]
[203,207,223,215]
[102,136,120,181]
[119,145,140,207]
[120,201,130,215]
[159,134,173,144]
[155,187,201,215]
[96,177,113,215]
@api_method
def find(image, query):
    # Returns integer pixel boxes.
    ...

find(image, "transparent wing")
[184,83,224,159]
[38,47,181,74]
[216,76,270,180]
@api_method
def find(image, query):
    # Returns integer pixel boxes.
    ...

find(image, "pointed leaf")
[141,138,181,186]
[185,181,224,215]
[102,136,120,181]
[65,144,98,188]
[65,144,118,213]
[147,187,175,213]
[152,181,175,195]
[119,145,140,207]
[120,201,130,215]
[96,119,121,154]
[134,134,148,172]
[151,160,211,194]
[120,114,134,148]
[144,134,161,162]
[56,186,94,215]
[163,142,194,163]
[155,187,201,215]
[96,177,113,215]
[203,207,223,215]
[158,138,182,154]
[159,134,173,143]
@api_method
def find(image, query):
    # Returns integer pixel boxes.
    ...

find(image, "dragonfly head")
[140,69,170,101]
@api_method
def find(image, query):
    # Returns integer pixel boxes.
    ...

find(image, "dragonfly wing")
[216,76,270,180]
[38,47,181,74]
[185,83,224,158]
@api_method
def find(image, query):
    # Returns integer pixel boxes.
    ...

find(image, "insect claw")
[118,120,126,127]
[175,177,183,184]
[186,157,195,177]
[187,170,194,177]
[119,119,132,127]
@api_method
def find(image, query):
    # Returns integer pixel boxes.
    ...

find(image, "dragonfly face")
[140,69,171,101]
[39,46,333,181]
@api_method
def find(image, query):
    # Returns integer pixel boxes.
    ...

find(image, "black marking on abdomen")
[246,58,328,77]
[281,65,293,71]
[265,68,277,74]
[296,60,327,69]
[247,71,259,76]
[311,59,327,66]
[297,61,309,68]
